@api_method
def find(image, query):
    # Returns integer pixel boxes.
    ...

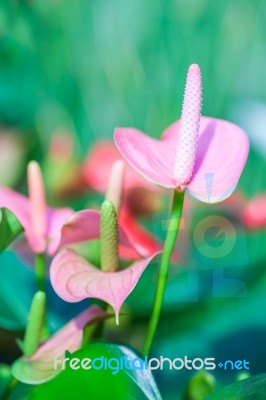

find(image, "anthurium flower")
[50,201,160,324]
[0,161,73,255]
[243,194,266,229]
[114,64,249,203]
[0,162,113,259]
[12,305,109,384]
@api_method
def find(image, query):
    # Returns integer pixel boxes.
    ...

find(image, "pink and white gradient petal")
[115,117,249,203]
[186,117,249,203]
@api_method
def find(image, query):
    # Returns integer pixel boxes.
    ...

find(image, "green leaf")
[0,208,23,252]
[30,343,162,400]
[206,374,266,400]
[0,364,12,397]
[0,365,35,400]
[0,252,32,330]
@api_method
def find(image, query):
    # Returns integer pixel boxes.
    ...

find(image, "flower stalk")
[143,189,185,355]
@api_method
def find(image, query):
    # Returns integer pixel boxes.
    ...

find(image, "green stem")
[1,377,18,400]
[82,323,98,347]
[143,190,185,355]
[34,254,49,338]
[35,253,45,292]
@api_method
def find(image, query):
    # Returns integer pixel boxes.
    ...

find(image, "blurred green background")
[1,0,266,149]
[1,0,266,399]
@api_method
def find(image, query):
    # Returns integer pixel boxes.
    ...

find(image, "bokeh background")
[1,0,266,399]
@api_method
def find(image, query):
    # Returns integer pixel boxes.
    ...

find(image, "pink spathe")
[50,249,160,324]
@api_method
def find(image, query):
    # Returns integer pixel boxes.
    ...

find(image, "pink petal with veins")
[50,249,160,323]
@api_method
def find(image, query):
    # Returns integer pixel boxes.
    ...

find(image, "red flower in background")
[243,194,266,229]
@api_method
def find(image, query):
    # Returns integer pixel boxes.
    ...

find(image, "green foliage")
[30,342,162,400]
[206,374,266,400]
[0,364,12,397]
[0,252,32,330]
[0,208,23,252]
[0,0,266,151]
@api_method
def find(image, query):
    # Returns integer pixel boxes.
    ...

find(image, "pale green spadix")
[100,200,119,272]
[23,291,46,357]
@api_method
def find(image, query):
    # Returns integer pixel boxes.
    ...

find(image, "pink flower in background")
[243,194,266,229]
[12,306,109,384]
[114,64,249,203]
[0,161,73,255]
[0,162,103,257]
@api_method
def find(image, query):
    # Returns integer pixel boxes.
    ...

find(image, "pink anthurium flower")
[114,64,249,203]
[243,194,266,229]
[12,306,109,384]
[0,161,73,255]
[0,162,116,260]
[50,201,161,324]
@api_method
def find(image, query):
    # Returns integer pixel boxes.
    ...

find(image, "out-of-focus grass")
[0,0,266,153]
